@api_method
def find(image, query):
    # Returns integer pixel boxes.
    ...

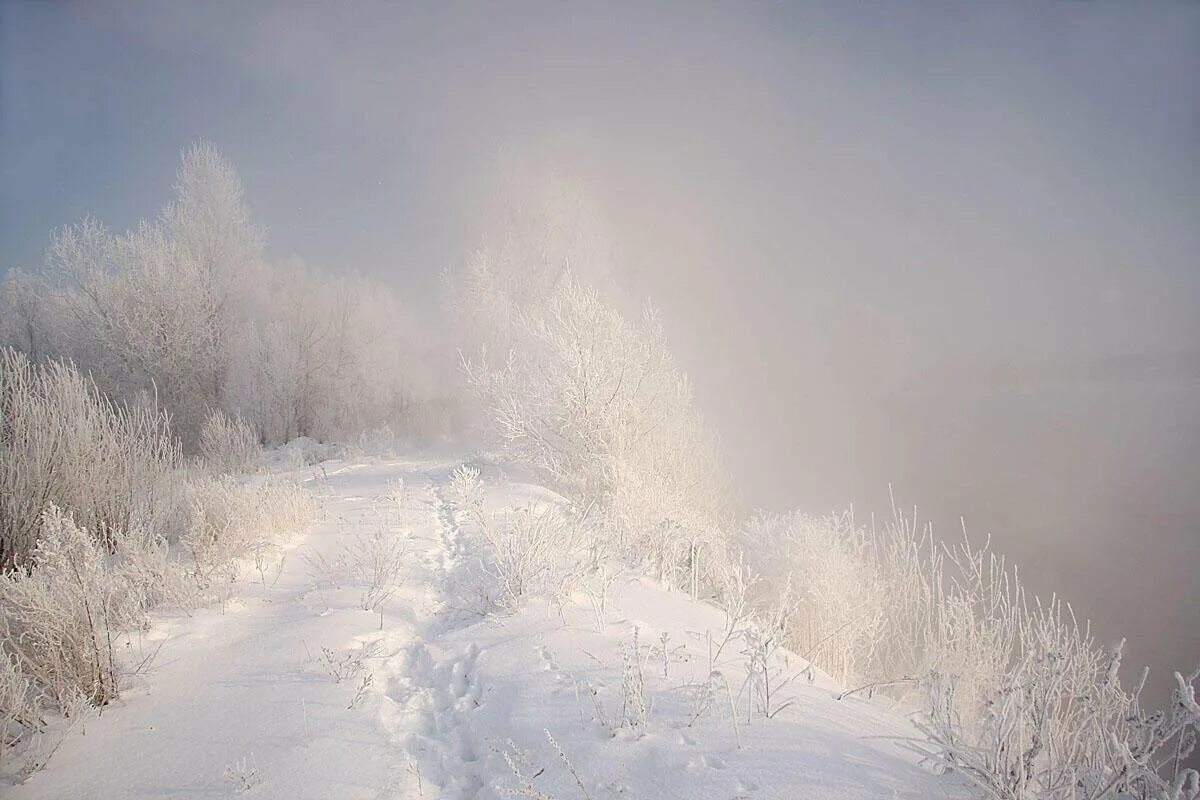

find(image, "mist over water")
[595,168,1200,703]
[3,0,1198,704]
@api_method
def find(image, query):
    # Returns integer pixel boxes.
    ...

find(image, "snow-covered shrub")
[0,347,184,569]
[0,651,39,765]
[199,408,262,475]
[447,464,486,525]
[451,176,735,590]
[740,511,886,685]
[269,436,344,471]
[914,575,1115,798]
[913,546,1200,800]
[1116,666,1200,800]
[183,478,314,590]
[343,529,409,611]
[744,502,1200,800]
[114,523,194,612]
[480,504,585,610]
[0,507,148,711]
[446,465,594,612]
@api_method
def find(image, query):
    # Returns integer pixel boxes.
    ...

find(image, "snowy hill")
[9,456,962,800]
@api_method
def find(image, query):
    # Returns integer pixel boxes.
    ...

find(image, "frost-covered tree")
[454,176,735,589]
[0,142,447,451]
[24,142,264,447]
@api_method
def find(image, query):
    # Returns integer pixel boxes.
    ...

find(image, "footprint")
[537,645,560,670]
[454,729,477,762]
[449,643,480,699]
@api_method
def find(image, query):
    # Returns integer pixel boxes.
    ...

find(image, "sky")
[4,2,1197,354]
[2,0,1198,693]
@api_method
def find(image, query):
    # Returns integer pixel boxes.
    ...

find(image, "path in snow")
[10,456,968,800]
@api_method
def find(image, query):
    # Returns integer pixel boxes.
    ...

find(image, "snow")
[9,456,967,800]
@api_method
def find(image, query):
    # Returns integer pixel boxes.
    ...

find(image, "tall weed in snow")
[742,505,1199,800]
[0,507,148,711]
[0,348,184,569]
[198,408,262,475]
[0,650,38,764]
[183,478,314,593]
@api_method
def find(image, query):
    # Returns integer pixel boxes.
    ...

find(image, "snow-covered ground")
[10,456,966,800]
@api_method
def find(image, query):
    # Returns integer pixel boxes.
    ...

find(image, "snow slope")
[9,456,968,800]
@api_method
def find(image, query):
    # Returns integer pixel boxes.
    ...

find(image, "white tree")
[2,141,447,451]
[27,143,264,447]
[455,177,734,589]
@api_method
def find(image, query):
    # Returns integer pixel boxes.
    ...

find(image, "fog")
[3,1,1198,700]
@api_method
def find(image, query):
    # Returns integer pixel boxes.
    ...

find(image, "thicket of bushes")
[0,348,182,570]
[736,509,1200,799]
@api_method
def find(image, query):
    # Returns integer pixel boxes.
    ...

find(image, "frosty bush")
[0,348,183,569]
[742,504,1200,800]
[1116,666,1200,800]
[480,503,586,610]
[198,408,262,475]
[446,464,486,525]
[0,476,314,770]
[183,478,315,590]
[0,507,147,711]
[913,557,1200,800]
[739,511,885,685]
[0,651,38,765]
[451,177,734,590]
[343,529,409,612]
